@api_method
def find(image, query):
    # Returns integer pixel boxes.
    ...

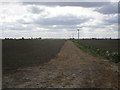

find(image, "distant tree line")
[82,38,112,40]
[4,37,42,40]
[70,38,119,40]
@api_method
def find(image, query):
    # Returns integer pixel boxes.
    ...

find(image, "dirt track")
[3,40,118,88]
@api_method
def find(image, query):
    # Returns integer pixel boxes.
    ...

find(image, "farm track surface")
[3,40,119,88]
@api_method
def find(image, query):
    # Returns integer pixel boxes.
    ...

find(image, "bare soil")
[3,40,65,74]
[3,40,119,88]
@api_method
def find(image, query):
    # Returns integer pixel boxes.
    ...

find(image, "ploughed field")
[78,39,119,52]
[2,39,65,74]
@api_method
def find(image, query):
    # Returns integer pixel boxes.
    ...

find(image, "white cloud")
[0,2,118,39]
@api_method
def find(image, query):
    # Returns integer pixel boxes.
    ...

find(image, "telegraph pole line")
[72,33,74,39]
[77,29,80,40]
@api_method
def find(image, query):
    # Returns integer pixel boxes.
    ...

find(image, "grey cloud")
[38,25,82,31]
[104,15,118,24]
[118,2,120,13]
[1,24,32,30]
[95,2,118,14]
[17,19,31,24]
[16,14,90,31]
[27,5,45,14]
[33,15,90,26]
[16,15,90,26]
[23,2,110,7]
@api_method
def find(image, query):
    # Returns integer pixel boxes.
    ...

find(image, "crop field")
[78,39,119,52]
[2,39,65,74]
[72,39,119,63]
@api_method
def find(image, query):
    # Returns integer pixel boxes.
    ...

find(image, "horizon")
[1,36,119,40]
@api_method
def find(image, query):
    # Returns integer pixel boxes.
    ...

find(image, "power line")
[77,29,80,40]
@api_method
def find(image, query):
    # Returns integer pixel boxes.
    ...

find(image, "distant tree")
[5,38,9,40]
[39,37,42,39]
[92,38,95,40]
[10,38,13,40]
[22,37,24,40]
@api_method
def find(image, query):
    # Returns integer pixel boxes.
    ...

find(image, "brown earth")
[3,40,119,88]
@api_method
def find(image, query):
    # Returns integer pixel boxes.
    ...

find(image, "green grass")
[72,40,120,63]
[72,40,98,56]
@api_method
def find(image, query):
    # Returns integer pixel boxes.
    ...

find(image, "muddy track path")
[3,40,118,88]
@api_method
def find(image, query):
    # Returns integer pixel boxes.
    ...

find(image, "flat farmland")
[3,40,119,88]
[2,39,65,74]
[78,39,119,52]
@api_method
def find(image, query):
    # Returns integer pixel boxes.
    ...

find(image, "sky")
[0,1,119,39]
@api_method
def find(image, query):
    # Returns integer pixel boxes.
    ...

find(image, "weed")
[72,40,119,63]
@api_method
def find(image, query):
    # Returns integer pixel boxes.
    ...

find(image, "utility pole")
[72,33,74,39]
[77,29,79,40]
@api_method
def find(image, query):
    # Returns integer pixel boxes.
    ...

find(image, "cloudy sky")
[0,1,119,39]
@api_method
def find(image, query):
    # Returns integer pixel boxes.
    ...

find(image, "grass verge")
[72,40,120,63]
